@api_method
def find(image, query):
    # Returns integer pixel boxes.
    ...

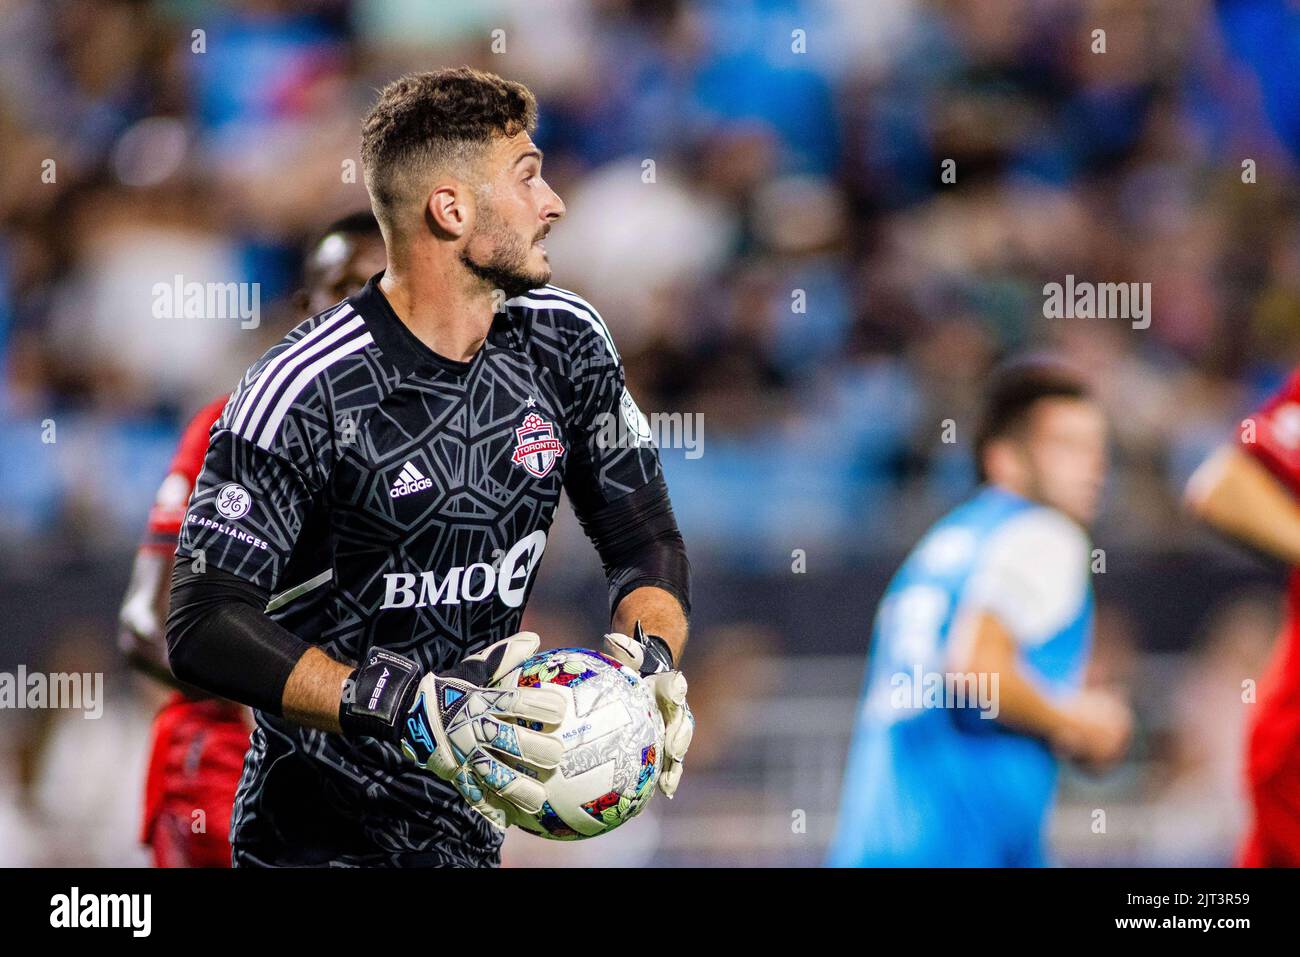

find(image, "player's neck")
[378,256,495,364]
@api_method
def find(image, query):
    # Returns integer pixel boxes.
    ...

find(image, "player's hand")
[340,633,567,830]
[1052,688,1133,770]
[403,634,570,828]
[603,622,694,798]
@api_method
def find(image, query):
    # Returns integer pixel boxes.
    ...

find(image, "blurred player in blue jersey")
[828,359,1132,867]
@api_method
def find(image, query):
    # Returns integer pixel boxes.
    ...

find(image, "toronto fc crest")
[511,412,565,478]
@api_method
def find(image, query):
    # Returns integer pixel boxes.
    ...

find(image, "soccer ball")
[495,647,664,840]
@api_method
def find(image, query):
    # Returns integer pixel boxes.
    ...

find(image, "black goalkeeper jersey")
[176,274,661,866]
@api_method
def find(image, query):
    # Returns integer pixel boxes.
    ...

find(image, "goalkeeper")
[165,68,693,867]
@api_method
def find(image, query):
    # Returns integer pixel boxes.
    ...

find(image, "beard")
[459,204,550,300]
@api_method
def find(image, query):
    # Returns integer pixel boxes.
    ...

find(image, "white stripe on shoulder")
[539,284,604,314]
[230,304,355,436]
[237,314,366,442]
[508,289,619,362]
[961,507,1091,647]
[254,331,374,450]
[544,285,620,362]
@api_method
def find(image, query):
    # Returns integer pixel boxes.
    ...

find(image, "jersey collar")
[349,272,524,379]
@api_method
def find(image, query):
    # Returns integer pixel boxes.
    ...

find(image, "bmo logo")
[382,530,547,610]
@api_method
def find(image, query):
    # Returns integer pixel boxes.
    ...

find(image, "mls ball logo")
[511,412,565,479]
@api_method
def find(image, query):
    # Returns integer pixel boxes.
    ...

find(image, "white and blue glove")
[603,622,694,798]
[341,633,567,830]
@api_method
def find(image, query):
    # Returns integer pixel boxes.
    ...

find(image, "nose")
[542,185,565,224]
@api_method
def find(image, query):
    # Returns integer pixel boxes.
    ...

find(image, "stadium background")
[1,0,1298,865]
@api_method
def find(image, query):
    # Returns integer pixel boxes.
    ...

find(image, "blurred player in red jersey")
[1185,370,1300,866]
[117,212,385,867]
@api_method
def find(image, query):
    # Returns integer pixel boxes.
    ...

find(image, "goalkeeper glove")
[603,622,694,798]
[340,632,567,830]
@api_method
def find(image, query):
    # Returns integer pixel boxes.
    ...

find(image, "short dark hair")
[973,358,1091,481]
[361,67,538,229]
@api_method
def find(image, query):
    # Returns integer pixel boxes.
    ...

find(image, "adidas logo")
[390,461,433,499]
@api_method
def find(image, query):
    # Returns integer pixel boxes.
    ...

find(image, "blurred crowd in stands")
[3,0,1300,865]
[4,0,1300,564]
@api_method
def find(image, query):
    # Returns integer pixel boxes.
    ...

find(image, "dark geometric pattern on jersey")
[176,275,663,864]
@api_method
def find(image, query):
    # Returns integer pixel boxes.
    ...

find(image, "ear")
[426,182,469,238]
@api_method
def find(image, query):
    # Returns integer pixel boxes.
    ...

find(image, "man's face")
[303,233,387,314]
[459,130,565,298]
[1017,397,1109,526]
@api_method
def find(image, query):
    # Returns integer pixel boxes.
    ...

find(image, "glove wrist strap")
[339,649,423,743]
[633,620,675,674]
